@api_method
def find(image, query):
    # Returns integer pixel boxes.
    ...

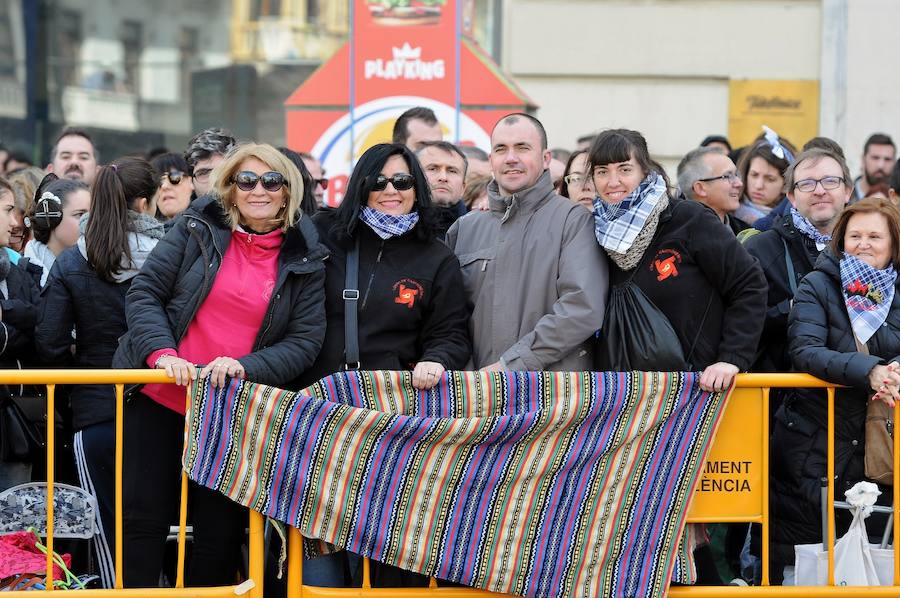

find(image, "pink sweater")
[144,228,283,413]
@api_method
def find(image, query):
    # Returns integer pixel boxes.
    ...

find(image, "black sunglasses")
[231,171,288,192]
[372,173,415,192]
[162,170,186,185]
[315,177,329,190]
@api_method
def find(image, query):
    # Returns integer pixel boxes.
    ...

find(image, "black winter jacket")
[112,196,327,388]
[296,210,471,388]
[771,248,900,561]
[35,248,132,430]
[598,199,767,371]
[744,216,821,372]
[1,259,40,367]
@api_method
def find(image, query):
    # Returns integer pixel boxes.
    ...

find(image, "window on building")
[53,9,82,89]
[307,0,320,24]
[121,20,143,94]
[179,26,199,103]
[250,0,282,19]
[0,4,15,78]
[472,0,501,61]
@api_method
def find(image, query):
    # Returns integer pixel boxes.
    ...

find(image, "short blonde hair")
[211,143,304,232]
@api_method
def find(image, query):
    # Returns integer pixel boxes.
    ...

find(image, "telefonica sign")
[364,43,446,81]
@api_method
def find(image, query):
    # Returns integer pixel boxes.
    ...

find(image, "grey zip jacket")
[446,171,608,371]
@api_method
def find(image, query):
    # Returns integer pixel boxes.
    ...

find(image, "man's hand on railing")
[870,361,900,406]
[698,362,739,392]
[155,355,197,386]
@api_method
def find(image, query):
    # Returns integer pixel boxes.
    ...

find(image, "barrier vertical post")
[176,384,191,588]
[46,384,56,590]
[826,387,836,586]
[248,511,265,598]
[287,527,303,598]
[114,384,125,589]
[761,387,770,586]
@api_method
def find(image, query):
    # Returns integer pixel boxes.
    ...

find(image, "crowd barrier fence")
[0,370,897,597]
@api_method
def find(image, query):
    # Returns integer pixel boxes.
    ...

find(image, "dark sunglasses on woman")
[231,171,288,192]
[373,173,415,191]
[162,170,186,185]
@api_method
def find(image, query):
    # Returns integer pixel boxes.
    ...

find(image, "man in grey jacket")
[446,113,608,371]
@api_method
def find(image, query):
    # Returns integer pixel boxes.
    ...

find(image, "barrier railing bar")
[762,386,770,587]
[46,383,56,592]
[826,387,836,586]
[115,384,125,589]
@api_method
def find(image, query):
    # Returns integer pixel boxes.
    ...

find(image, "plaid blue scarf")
[359,206,419,240]
[840,253,897,344]
[593,172,668,254]
[790,207,832,250]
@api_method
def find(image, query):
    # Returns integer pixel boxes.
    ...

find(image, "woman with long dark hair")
[112,143,326,588]
[296,143,470,587]
[35,157,163,587]
[150,152,194,223]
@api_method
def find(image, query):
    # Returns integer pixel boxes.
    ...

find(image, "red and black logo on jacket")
[393,278,425,309]
[650,248,682,281]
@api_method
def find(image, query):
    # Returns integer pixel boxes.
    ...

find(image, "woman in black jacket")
[298,142,470,391]
[0,176,40,491]
[112,143,327,588]
[774,197,900,581]
[35,158,162,587]
[295,143,470,588]
[591,129,767,390]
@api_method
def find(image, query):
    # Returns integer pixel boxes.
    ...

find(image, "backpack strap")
[343,237,361,370]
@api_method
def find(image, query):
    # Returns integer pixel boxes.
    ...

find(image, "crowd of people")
[1,107,900,588]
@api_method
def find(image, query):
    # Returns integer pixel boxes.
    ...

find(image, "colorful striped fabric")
[183,370,731,598]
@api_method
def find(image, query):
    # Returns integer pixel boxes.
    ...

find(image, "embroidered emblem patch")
[393,278,425,309]
[652,248,682,281]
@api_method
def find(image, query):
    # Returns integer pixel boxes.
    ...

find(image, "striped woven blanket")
[183,370,731,598]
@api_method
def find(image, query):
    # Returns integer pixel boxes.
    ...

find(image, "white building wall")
[501,0,822,171]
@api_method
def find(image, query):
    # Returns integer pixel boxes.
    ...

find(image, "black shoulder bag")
[342,238,361,370]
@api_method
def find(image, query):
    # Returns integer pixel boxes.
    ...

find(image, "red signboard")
[285,0,535,206]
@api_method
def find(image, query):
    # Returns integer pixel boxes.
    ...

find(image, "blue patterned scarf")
[593,172,668,254]
[790,207,832,250]
[840,253,897,344]
[359,206,419,239]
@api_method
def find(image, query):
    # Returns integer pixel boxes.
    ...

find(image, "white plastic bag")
[793,481,892,586]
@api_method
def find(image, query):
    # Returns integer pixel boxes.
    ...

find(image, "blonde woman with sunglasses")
[113,142,327,588]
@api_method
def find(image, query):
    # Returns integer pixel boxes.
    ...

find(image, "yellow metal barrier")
[1,371,898,596]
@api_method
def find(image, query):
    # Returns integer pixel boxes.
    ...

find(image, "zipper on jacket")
[360,240,385,311]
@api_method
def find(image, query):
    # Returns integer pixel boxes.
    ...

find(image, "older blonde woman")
[113,143,327,588]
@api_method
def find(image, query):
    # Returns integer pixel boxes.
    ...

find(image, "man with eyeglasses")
[677,146,748,235]
[744,148,851,377]
[298,151,328,208]
[184,127,237,198]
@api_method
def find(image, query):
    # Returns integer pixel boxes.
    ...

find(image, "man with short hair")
[392,107,442,151]
[47,128,99,185]
[298,151,328,208]
[184,127,237,197]
[744,148,852,374]
[416,141,467,238]
[852,133,895,200]
[677,147,746,234]
[458,145,490,180]
[446,113,607,371]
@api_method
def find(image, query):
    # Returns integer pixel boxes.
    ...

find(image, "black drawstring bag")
[0,391,45,463]
[595,281,688,372]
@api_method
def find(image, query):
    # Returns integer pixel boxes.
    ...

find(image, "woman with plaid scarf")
[775,197,900,582]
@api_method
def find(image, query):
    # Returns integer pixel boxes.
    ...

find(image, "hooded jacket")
[771,248,900,562]
[112,196,327,389]
[445,170,608,371]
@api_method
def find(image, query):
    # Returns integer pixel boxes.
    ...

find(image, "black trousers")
[122,393,247,587]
